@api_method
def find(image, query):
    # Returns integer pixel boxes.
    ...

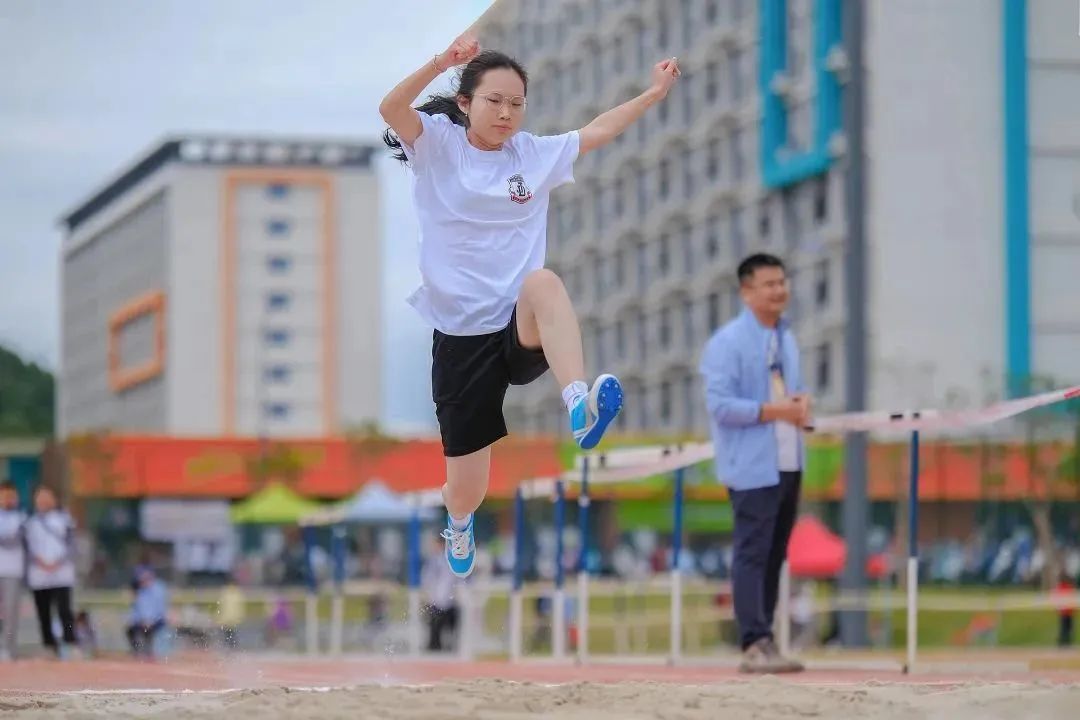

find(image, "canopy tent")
[786,515,889,579]
[301,480,437,527]
[230,482,324,524]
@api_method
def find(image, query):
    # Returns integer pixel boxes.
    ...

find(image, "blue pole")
[554,480,566,589]
[408,508,421,589]
[908,430,920,561]
[578,457,590,574]
[331,524,346,588]
[672,467,685,570]
[513,487,526,592]
[301,525,318,593]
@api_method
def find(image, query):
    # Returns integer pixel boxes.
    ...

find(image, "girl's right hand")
[438,33,481,70]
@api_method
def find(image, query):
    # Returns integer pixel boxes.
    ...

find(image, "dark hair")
[383,50,529,163]
[737,253,785,285]
[0,480,13,492]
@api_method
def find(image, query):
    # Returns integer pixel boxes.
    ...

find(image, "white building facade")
[59,135,382,438]
[471,0,1080,437]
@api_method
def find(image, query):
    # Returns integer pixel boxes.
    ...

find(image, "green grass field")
[79,583,1070,655]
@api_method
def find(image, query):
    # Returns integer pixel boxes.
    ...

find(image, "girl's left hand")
[649,57,681,98]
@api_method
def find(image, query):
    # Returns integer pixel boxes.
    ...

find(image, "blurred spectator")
[422,537,459,651]
[1054,574,1075,648]
[217,579,246,650]
[127,566,169,658]
[24,486,79,658]
[0,481,26,661]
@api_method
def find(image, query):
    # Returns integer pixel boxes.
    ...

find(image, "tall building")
[58,135,382,439]
[473,0,1080,438]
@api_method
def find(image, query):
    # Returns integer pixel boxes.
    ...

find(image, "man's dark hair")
[0,480,14,492]
[737,253,785,285]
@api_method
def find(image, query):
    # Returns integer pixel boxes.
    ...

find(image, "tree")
[0,344,54,436]
[1015,374,1080,589]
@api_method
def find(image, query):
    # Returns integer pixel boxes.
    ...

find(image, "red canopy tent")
[786,515,889,579]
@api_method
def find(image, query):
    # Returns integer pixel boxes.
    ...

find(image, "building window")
[681,72,694,127]
[658,158,671,198]
[682,146,694,198]
[658,96,670,124]
[264,365,291,383]
[266,292,291,312]
[707,137,721,180]
[729,49,744,101]
[614,176,625,217]
[706,214,720,258]
[614,247,625,287]
[658,234,670,275]
[264,328,290,346]
[705,0,718,23]
[815,259,829,308]
[682,298,694,348]
[816,342,831,391]
[595,256,607,298]
[596,325,606,369]
[814,175,829,222]
[731,207,746,259]
[657,7,669,48]
[266,183,289,200]
[681,224,694,274]
[708,291,720,329]
[613,35,624,74]
[266,219,291,237]
[731,130,745,180]
[635,22,647,70]
[637,312,648,359]
[636,242,649,292]
[636,167,649,216]
[728,284,741,317]
[264,402,291,419]
[706,61,719,103]
[682,373,695,430]
[660,380,672,425]
[267,255,291,274]
[660,306,672,348]
[759,200,771,240]
[615,318,626,358]
[681,0,694,47]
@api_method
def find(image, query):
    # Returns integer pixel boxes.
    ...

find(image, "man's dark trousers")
[728,471,801,650]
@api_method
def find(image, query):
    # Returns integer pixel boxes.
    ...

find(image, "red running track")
[2,655,1079,694]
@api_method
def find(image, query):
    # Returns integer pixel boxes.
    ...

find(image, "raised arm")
[378,33,481,148]
[578,57,680,156]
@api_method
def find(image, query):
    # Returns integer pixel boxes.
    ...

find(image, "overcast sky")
[0,0,493,434]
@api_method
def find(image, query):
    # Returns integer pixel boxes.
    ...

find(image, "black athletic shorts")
[431,307,549,457]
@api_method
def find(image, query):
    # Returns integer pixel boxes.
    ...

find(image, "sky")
[0,0,493,434]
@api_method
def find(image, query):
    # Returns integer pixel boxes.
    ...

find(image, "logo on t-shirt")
[507,174,533,205]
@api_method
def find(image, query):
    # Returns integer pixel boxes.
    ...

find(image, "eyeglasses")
[476,92,527,113]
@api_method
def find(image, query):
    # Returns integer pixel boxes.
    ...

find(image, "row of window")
[508,0,749,63]
[550,161,829,253]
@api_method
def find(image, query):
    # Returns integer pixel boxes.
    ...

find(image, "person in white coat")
[0,481,27,661]
[23,486,78,656]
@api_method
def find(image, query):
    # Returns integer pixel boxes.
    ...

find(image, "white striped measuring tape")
[404,386,1080,497]
[557,385,1080,487]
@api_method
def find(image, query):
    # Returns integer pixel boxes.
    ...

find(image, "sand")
[3,679,1079,720]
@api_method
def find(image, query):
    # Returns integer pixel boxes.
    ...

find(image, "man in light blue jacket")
[700,253,810,673]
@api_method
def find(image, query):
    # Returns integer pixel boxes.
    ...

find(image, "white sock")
[450,512,471,530]
[562,380,589,413]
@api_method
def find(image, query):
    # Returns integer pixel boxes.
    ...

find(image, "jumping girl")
[380,31,679,577]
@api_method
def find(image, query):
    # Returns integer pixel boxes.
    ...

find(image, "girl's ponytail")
[383,94,468,163]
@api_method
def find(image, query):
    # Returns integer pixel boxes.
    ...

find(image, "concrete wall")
[60,179,171,435]
[866,0,1005,411]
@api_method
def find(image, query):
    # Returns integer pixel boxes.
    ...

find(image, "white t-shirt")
[401,112,580,336]
[0,509,26,579]
[767,330,801,472]
[24,510,76,590]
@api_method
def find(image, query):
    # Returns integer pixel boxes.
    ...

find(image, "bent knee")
[521,268,565,298]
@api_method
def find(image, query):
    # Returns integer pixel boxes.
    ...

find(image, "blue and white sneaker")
[571,373,624,450]
[440,513,476,578]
